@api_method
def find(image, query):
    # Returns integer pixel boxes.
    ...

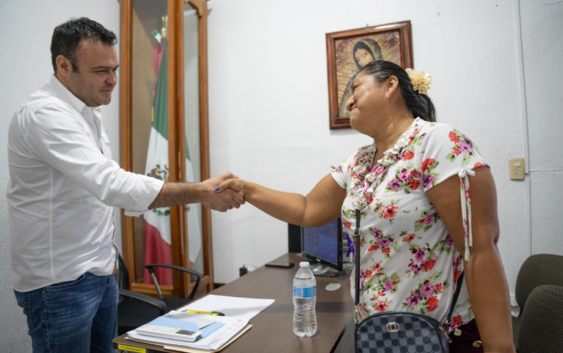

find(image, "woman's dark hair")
[353,39,383,70]
[50,17,117,73]
[360,60,436,122]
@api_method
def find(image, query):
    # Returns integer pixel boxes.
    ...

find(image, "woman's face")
[355,48,375,68]
[346,72,387,135]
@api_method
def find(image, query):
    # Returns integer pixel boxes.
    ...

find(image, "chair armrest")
[144,264,202,300]
[119,288,167,315]
[145,264,202,279]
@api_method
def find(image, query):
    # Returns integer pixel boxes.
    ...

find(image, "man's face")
[66,39,119,107]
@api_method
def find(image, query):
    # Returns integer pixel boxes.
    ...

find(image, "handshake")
[148,171,249,212]
[198,172,248,212]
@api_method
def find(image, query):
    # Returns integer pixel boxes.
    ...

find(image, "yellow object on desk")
[182,309,225,316]
[118,344,146,353]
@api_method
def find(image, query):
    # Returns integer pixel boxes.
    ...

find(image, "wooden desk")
[113,253,354,353]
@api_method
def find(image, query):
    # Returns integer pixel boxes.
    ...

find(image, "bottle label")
[293,286,316,298]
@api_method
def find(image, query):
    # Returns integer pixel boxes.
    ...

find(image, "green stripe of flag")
[153,39,168,140]
[152,38,191,161]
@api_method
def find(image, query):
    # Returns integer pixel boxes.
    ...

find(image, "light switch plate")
[509,158,525,180]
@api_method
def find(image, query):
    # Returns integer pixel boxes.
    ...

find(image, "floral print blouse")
[331,117,488,330]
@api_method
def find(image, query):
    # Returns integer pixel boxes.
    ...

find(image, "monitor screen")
[302,218,341,268]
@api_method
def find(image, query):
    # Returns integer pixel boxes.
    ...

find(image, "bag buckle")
[354,305,360,324]
[439,326,453,343]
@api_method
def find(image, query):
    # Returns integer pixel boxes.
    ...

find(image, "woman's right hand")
[215,178,248,200]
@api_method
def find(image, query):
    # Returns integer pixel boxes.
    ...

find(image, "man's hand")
[199,172,245,212]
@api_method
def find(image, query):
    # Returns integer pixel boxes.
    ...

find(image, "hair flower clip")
[405,68,432,95]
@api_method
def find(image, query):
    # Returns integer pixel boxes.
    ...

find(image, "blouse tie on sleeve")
[458,168,475,261]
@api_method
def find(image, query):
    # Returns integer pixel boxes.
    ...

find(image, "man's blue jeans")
[14,272,118,353]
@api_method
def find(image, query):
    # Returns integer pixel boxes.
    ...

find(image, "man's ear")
[56,55,72,78]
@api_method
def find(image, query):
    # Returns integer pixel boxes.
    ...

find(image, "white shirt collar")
[48,74,104,130]
[48,74,88,114]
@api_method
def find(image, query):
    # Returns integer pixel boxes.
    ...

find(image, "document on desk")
[179,294,275,321]
[127,295,274,350]
[165,312,216,329]
[128,313,249,351]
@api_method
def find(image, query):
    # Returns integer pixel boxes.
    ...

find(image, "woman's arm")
[216,174,346,227]
[426,168,515,353]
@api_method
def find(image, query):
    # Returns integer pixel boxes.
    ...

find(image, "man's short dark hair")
[50,17,117,73]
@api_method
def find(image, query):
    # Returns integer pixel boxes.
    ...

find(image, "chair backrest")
[518,285,563,353]
[116,253,130,290]
[515,254,563,309]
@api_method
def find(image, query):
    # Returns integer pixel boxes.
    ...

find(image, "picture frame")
[326,21,414,129]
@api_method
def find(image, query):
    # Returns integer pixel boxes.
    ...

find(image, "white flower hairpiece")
[405,68,432,95]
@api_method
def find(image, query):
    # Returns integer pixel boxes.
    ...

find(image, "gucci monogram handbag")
[353,210,464,353]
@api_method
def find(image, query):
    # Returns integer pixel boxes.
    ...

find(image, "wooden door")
[120,0,213,298]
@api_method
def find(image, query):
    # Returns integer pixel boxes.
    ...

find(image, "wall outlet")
[509,158,525,180]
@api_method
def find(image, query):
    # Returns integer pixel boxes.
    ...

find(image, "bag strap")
[353,208,465,325]
[446,271,464,323]
[354,209,361,306]
[354,209,361,324]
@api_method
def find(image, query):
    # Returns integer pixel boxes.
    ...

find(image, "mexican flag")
[143,34,202,285]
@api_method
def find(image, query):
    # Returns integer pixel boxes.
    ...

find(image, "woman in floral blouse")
[218,61,515,353]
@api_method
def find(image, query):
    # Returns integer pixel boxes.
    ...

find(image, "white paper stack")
[126,295,275,351]
[180,295,275,321]
[128,313,249,351]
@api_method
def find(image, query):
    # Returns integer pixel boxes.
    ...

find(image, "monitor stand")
[310,263,346,277]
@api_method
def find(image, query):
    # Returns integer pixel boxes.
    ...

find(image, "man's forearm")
[148,182,202,209]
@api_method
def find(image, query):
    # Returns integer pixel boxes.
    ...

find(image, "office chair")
[144,263,201,312]
[116,254,167,335]
[512,254,563,347]
[517,285,563,353]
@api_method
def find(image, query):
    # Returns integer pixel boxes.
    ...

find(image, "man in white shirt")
[7,18,243,353]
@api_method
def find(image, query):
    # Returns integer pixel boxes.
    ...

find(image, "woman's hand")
[215,178,248,200]
[197,173,245,211]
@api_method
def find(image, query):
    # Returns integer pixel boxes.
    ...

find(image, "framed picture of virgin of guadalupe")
[326,21,413,129]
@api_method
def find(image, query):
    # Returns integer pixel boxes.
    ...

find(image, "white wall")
[0,1,121,351]
[519,0,563,255]
[206,0,562,306]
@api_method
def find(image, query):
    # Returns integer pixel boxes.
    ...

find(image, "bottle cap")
[300,262,310,267]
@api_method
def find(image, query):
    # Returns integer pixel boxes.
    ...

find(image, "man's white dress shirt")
[7,75,164,292]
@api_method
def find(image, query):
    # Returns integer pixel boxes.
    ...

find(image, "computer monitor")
[301,218,345,277]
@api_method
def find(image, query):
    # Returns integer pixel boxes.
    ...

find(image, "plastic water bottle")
[293,261,317,337]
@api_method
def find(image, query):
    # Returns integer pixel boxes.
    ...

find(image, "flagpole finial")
[161,16,167,38]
